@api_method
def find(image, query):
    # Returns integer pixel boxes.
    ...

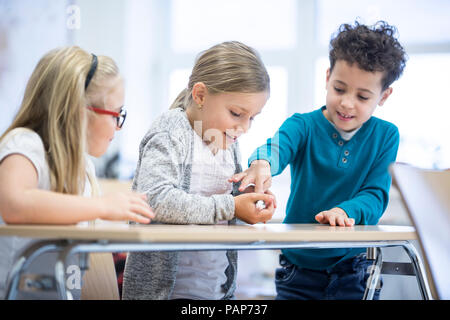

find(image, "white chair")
[390,163,450,299]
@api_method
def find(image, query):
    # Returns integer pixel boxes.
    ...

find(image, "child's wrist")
[251,159,270,168]
[94,196,109,220]
[332,207,348,217]
[233,195,242,219]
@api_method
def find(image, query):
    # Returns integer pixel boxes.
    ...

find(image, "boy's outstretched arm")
[230,114,307,193]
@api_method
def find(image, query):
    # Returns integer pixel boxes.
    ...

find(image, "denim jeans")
[275,253,382,300]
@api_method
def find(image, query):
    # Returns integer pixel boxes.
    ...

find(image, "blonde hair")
[0,46,119,195]
[170,41,270,110]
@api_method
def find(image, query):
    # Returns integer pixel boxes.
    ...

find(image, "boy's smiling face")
[324,60,393,132]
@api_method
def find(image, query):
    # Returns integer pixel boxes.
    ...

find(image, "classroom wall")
[2,0,450,177]
[0,0,68,134]
[70,0,169,178]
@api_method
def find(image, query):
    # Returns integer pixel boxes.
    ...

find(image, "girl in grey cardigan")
[122,41,275,300]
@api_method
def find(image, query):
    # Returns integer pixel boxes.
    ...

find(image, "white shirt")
[171,131,235,300]
[0,128,95,299]
[328,120,361,141]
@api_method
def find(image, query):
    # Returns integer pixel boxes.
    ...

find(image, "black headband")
[84,54,98,90]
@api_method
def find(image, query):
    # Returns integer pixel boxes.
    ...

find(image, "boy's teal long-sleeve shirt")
[249,106,400,270]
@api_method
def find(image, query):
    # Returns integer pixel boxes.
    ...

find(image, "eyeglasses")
[87,106,127,129]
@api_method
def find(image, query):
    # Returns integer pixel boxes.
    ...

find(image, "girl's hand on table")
[98,192,155,224]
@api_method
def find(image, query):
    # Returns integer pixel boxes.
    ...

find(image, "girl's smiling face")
[188,82,269,151]
[324,60,393,132]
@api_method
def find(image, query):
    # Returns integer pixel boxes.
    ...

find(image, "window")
[317,0,450,46]
[0,0,67,135]
[171,0,298,53]
[374,54,450,169]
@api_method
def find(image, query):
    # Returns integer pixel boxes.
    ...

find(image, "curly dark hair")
[329,21,407,90]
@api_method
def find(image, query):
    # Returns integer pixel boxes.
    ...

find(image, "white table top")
[0,223,417,243]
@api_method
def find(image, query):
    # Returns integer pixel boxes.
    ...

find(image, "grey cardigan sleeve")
[133,131,235,224]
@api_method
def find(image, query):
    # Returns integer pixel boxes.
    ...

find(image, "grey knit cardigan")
[122,108,243,300]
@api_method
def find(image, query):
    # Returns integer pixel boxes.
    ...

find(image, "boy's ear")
[191,82,207,106]
[378,87,393,106]
[325,68,331,89]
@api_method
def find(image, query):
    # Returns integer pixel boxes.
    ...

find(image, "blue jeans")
[275,253,382,300]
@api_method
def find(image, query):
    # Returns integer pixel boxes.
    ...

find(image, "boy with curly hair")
[230,21,407,300]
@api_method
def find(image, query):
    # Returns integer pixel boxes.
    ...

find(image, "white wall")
[0,0,68,134]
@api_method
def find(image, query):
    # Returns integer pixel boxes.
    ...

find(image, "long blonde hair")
[0,46,119,195]
[170,41,270,110]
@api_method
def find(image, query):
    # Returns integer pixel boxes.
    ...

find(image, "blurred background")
[1,0,449,299]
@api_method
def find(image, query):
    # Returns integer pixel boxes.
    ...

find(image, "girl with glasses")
[0,46,154,299]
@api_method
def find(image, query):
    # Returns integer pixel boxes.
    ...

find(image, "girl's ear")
[378,87,393,106]
[191,82,207,106]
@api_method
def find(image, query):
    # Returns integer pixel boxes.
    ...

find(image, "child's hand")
[262,189,277,209]
[240,184,278,209]
[98,192,155,224]
[315,207,355,227]
[234,192,275,224]
[229,160,271,193]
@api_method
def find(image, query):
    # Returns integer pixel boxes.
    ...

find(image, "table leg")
[4,240,67,300]
[363,247,382,300]
[401,242,433,300]
[54,242,90,300]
